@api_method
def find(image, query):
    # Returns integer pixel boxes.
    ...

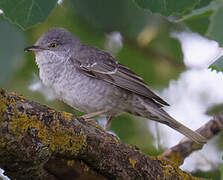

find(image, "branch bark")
[161,113,223,166]
[0,88,209,179]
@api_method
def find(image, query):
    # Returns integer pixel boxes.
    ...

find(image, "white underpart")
[148,31,223,171]
[0,9,3,14]
[28,49,72,100]
[49,50,72,64]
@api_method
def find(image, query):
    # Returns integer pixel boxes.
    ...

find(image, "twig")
[161,114,223,166]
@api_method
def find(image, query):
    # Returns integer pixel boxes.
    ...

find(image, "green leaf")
[0,0,57,30]
[206,103,223,115]
[205,3,223,72]
[133,0,211,17]
[184,15,211,35]
[209,55,223,72]
[0,17,26,86]
[220,164,223,180]
[179,6,213,35]
[207,4,223,45]
[194,0,213,9]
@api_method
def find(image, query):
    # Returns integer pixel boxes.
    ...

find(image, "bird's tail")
[130,97,207,144]
[161,116,207,144]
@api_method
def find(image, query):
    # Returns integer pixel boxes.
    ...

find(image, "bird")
[24,27,207,144]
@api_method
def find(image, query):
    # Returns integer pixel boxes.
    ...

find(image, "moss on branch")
[0,88,204,180]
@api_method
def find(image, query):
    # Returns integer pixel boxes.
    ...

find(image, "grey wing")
[71,44,169,106]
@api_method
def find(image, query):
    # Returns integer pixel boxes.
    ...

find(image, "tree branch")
[0,88,207,179]
[161,113,223,166]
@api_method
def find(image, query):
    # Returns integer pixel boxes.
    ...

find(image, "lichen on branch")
[0,88,205,179]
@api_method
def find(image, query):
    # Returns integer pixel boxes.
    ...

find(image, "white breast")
[35,52,126,115]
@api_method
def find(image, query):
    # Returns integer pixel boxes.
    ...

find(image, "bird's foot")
[80,111,114,130]
[105,116,114,130]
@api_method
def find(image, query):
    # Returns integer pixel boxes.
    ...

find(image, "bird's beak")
[24,45,46,52]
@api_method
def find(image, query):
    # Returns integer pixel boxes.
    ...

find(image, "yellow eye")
[50,42,57,48]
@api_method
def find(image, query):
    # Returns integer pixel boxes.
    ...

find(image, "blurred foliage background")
[0,0,223,179]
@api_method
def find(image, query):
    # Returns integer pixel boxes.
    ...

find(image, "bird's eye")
[50,42,57,48]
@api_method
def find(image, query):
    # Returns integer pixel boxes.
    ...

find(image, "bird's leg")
[105,116,114,130]
[81,111,113,130]
[80,110,107,120]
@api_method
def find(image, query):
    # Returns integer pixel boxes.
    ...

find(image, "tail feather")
[131,97,207,144]
[165,118,207,144]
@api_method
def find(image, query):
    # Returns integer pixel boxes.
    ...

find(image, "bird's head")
[24,28,81,64]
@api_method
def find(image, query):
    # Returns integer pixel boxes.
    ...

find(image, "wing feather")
[71,44,169,106]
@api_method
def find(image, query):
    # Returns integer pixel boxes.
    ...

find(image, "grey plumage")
[25,28,207,144]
